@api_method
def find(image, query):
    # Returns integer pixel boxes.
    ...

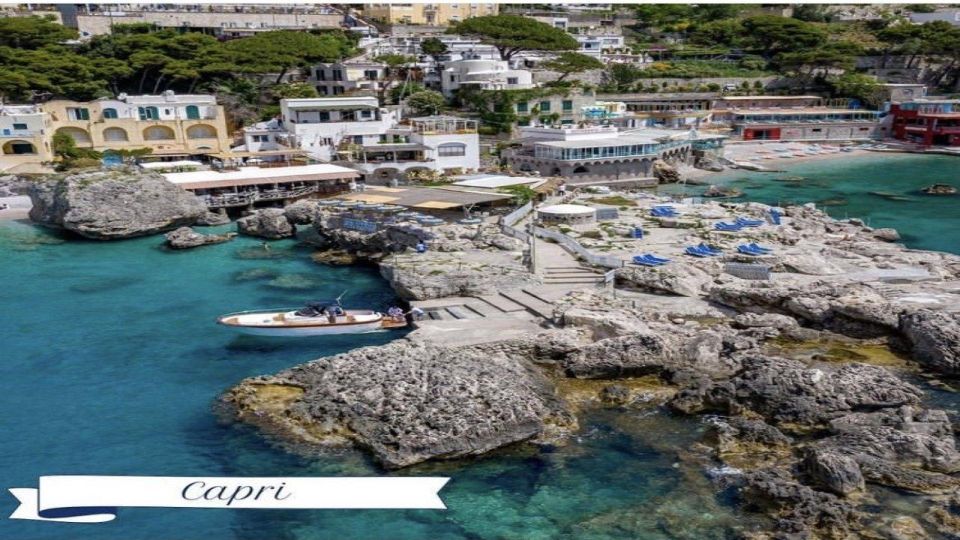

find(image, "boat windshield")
[294,300,342,318]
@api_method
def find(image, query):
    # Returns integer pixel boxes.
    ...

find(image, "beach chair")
[697,243,723,255]
[737,244,768,256]
[632,254,670,266]
[768,209,782,225]
[735,216,765,227]
[685,246,711,258]
[643,253,671,264]
[714,222,743,232]
[746,243,773,253]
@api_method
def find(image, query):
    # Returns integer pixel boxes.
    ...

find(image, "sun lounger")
[746,243,772,253]
[632,254,670,266]
[714,222,743,231]
[697,243,723,255]
[685,247,709,257]
[735,216,765,227]
[737,244,770,256]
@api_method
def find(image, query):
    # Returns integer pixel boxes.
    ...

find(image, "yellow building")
[363,3,497,25]
[42,92,232,158]
[0,104,54,172]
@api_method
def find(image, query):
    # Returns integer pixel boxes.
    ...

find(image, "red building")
[889,99,960,146]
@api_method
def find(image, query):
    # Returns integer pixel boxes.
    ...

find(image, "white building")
[309,61,387,97]
[576,34,627,57]
[279,97,399,161]
[339,116,480,182]
[0,104,53,168]
[440,59,534,98]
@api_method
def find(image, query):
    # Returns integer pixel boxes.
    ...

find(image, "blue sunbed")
[685,246,711,258]
[735,216,765,227]
[698,243,723,255]
[714,222,743,231]
[737,245,768,256]
[746,242,772,253]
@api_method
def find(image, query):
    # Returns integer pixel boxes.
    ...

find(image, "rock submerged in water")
[236,208,295,239]
[221,341,574,469]
[164,227,235,249]
[27,168,206,240]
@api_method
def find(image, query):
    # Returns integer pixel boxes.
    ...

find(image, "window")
[319,111,330,121]
[102,108,118,119]
[353,135,363,144]
[438,143,466,157]
[516,102,528,113]
[12,123,27,130]
[138,106,159,121]
[252,135,269,143]
[317,70,326,81]
[102,127,128,141]
[361,110,372,118]
[539,101,551,113]
[507,77,518,85]
[333,87,344,95]
[364,70,379,80]
[185,105,200,120]
[562,100,573,112]
[332,70,344,81]
[68,107,90,121]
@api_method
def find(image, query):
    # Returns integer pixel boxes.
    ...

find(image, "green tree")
[271,82,320,100]
[450,15,577,61]
[688,19,744,48]
[420,37,448,72]
[405,90,445,116]
[391,82,425,103]
[0,16,77,49]
[374,54,417,103]
[541,52,604,82]
[742,16,827,58]
[220,30,355,84]
[830,72,884,106]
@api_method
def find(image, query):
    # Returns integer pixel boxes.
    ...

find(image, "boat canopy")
[295,300,343,317]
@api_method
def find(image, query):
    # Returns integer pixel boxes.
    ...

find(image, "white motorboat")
[217,300,404,337]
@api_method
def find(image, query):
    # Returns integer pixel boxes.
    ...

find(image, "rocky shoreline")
[10,167,960,537]
[220,197,960,539]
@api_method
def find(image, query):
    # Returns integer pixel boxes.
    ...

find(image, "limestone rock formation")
[616,264,714,297]
[195,211,231,226]
[899,310,960,374]
[283,200,319,225]
[653,160,682,183]
[164,227,235,249]
[670,356,922,425]
[801,448,865,496]
[27,168,206,239]
[237,208,295,239]
[221,341,574,469]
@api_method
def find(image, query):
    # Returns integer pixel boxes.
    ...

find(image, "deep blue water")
[0,222,743,539]
[660,153,960,255]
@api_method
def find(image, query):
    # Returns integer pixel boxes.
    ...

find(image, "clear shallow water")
[660,153,960,255]
[0,221,750,539]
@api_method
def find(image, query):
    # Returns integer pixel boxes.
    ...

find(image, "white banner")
[9,476,449,523]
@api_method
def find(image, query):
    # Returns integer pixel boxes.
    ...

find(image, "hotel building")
[889,99,960,146]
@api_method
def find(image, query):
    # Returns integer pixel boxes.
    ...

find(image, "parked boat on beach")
[217,299,404,336]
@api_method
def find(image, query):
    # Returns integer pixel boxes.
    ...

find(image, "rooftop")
[732,108,880,116]
[718,95,822,101]
[451,174,541,189]
[283,97,380,109]
[337,185,510,209]
[163,164,358,189]
[538,204,595,215]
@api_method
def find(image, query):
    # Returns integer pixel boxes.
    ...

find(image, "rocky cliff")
[28,168,206,240]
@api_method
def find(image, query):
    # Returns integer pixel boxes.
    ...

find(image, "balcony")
[0,129,36,138]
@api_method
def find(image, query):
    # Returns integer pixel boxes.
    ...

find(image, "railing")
[203,184,319,208]
[502,201,533,228]
[535,227,624,269]
[0,130,36,138]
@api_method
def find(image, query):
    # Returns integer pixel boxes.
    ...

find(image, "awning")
[361,143,428,152]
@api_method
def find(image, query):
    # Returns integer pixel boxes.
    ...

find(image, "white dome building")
[537,204,596,225]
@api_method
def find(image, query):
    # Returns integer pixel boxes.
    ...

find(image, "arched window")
[185,105,200,120]
[102,127,129,142]
[573,166,589,174]
[437,143,466,157]
[138,106,159,121]
[143,126,175,141]
[102,108,118,119]
[55,127,92,144]
[186,124,217,139]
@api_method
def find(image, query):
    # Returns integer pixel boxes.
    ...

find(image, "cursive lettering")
[180,481,293,506]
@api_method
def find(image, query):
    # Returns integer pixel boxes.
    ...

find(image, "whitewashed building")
[440,59,534,98]
[279,97,398,161]
[339,116,480,182]
[309,61,387,97]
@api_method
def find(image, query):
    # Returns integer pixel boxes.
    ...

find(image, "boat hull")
[217,309,386,337]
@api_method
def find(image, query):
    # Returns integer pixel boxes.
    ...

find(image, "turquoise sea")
[661,153,960,255]
[1,152,958,539]
[0,222,753,540]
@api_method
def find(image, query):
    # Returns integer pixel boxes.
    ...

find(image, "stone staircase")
[416,286,560,322]
[542,265,606,286]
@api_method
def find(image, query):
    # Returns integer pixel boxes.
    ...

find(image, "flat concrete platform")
[406,316,547,346]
